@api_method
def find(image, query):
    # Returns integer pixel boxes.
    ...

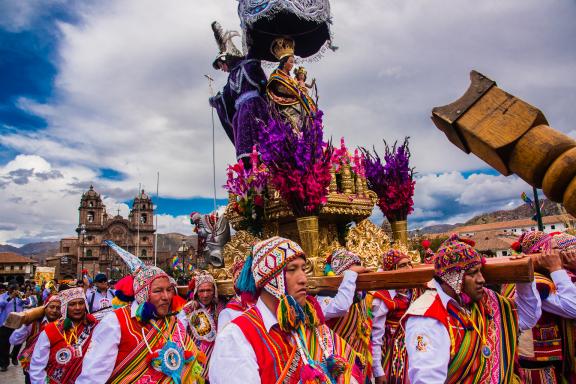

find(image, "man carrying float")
[29,287,97,384]
[76,241,204,384]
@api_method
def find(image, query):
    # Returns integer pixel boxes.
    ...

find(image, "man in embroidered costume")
[76,241,204,384]
[508,231,576,383]
[371,248,421,384]
[317,249,372,382]
[217,259,255,331]
[29,287,98,384]
[179,271,223,380]
[404,234,542,384]
[10,294,61,384]
[209,236,361,384]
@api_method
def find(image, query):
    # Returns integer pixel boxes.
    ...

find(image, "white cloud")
[2,0,576,244]
[410,172,529,228]
[156,214,192,235]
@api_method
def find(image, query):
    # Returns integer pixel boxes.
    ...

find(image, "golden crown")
[295,66,307,76]
[270,37,295,61]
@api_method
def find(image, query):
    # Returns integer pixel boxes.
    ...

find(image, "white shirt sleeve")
[209,322,260,384]
[515,280,542,331]
[317,270,358,320]
[405,316,450,384]
[217,308,235,332]
[29,331,50,384]
[9,323,32,345]
[371,297,390,378]
[541,269,576,319]
[75,313,121,384]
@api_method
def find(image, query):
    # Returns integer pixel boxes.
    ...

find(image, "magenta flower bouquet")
[361,137,415,221]
[258,111,333,217]
[224,146,269,235]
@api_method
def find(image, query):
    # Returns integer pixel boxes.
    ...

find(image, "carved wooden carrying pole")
[205,256,533,296]
[4,306,45,329]
[431,70,576,216]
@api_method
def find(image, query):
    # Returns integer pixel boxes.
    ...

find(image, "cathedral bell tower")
[129,190,155,261]
[78,185,105,228]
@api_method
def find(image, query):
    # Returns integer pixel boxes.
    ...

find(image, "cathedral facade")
[54,185,156,279]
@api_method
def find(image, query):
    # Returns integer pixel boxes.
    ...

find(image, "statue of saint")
[209,22,270,161]
[266,37,318,131]
[294,66,316,97]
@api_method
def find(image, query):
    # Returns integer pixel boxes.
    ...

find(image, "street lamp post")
[178,240,189,282]
[80,224,86,278]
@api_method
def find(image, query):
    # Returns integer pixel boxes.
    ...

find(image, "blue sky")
[1,1,575,245]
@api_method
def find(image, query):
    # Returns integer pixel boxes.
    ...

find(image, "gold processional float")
[9,19,557,331]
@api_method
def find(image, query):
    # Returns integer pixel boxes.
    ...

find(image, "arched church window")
[140,213,147,224]
[86,249,93,257]
[141,249,147,257]
[89,201,94,207]
[87,211,95,223]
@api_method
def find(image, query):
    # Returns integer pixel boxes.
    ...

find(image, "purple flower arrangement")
[258,111,333,217]
[361,137,415,221]
[224,146,269,235]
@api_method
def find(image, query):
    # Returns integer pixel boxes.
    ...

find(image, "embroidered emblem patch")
[414,334,430,352]
[55,347,72,364]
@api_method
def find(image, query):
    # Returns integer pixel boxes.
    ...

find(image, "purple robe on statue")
[211,59,270,160]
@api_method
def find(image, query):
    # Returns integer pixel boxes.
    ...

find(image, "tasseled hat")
[192,272,218,303]
[517,231,550,254]
[423,248,435,264]
[324,249,361,276]
[112,275,135,309]
[44,294,61,307]
[236,236,322,332]
[238,236,305,300]
[517,230,576,254]
[434,234,485,294]
[59,287,88,319]
[553,232,576,250]
[382,249,411,271]
[105,241,176,304]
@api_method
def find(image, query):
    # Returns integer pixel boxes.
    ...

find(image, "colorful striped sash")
[109,309,199,384]
[327,296,372,378]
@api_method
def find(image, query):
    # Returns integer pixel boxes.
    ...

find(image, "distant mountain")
[464,199,561,226]
[19,242,60,256]
[417,199,565,234]
[0,244,20,253]
[156,233,198,253]
[418,223,463,235]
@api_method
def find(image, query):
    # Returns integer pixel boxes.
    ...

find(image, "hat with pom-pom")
[382,249,411,271]
[518,231,549,254]
[325,249,361,276]
[192,271,218,303]
[250,236,305,299]
[105,240,175,304]
[435,234,484,294]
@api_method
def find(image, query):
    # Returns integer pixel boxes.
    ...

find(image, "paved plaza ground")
[0,365,25,382]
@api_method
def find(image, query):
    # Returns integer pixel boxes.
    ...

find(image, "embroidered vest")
[109,306,199,384]
[373,289,419,384]
[44,319,97,384]
[403,289,519,384]
[18,320,45,372]
[326,295,373,377]
[233,306,300,384]
[517,273,564,364]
